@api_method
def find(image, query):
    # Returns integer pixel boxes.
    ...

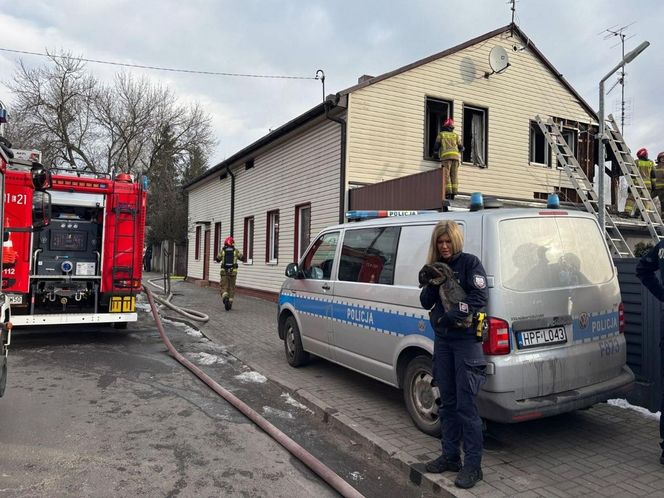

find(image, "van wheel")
[403,355,441,436]
[284,316,309,367]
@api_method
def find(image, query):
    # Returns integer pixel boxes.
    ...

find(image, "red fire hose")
[143,285,364,498]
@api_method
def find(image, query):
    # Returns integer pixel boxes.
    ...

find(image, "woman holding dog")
[419,220,489,489]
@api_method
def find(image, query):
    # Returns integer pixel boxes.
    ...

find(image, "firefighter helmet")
[224,236,235,246]
[443,118,454,128]
[636,148,648,159]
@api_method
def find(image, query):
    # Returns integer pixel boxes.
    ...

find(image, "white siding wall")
[187,117,341,294]
[346,32,594,199]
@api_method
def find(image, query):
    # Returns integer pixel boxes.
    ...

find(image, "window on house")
[462,105,488,167]
[529,121,551,167]
[561,127,578,158]
[243,217,254,263]
[194,226,201,260]
[245,159,254,170]
[338,227,400,285]
[295,204,311,260]
[425,97,452,160]
[266,210,279,263]
[213,222,221,258]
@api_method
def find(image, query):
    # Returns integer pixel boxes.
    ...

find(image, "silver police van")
[277,205,634,435]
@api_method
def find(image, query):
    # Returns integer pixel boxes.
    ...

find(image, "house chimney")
[358,75,374,84]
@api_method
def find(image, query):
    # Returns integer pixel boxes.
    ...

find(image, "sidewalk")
[149,274,664,497]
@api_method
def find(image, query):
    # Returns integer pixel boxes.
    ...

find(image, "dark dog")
[419,263,473,328]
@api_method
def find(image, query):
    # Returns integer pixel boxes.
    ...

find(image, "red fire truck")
[3,160,147,328]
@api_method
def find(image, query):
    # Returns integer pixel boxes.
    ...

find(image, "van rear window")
[499,217,613,291]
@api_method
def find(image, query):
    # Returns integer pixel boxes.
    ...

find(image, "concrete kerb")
[155,308,460,497]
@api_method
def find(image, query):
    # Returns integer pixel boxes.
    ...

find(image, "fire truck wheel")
[113,322,129,330]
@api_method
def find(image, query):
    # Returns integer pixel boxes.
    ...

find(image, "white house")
[185,23,599,296]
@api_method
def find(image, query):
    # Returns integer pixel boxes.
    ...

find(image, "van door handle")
[321,283,331,290]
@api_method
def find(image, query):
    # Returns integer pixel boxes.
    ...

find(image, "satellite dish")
[485,46,510,78]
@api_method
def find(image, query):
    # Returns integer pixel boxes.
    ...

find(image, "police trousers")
[433,337,487,469]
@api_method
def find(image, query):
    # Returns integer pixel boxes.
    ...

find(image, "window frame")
[243,216,254,264]
[529,120,552,167]
[266,210,279,264]
[194,225,201,260]
[338,226,401,285]
[462,104,488,167]
[424,97,453,161]
[294,203,312,261]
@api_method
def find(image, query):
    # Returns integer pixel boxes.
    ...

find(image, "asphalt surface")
[0,302,429,498]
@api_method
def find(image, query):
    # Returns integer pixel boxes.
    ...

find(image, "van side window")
[300,232,339,280]
[338,227,400,285]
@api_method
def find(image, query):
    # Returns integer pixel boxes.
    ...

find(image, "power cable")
[0,47,320,81]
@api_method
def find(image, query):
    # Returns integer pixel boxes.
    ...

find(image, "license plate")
[7,294,23,305]
[517,326,567,349]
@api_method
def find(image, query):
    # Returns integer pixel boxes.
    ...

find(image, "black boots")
[454,466,483,489]
[223,296,232,311]
[424,455,461,473]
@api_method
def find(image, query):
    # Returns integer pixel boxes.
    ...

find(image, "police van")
[277,200,634,435]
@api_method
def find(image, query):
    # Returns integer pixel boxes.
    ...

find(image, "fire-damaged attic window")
[424,97,452,160]
[462,105,488,167]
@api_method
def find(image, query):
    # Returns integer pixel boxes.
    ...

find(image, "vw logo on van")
[579,312,589,329]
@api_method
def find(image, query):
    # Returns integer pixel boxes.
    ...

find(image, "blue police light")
[469,192,484,212]
[142,175,149,190]
[547,193,560,209]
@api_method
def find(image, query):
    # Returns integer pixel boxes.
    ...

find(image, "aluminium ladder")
[534,115,633,257]
[604,114,664,244]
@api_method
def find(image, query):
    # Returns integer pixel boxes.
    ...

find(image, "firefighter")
[652,152,664,216]
[434,118,463,203]
[624,147,654,217]
[215,236,245,311]
[419,220,488,489]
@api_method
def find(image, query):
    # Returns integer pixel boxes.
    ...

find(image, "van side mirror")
[31,163,52,190]
[32,191,52,229]
[285,263,300,278]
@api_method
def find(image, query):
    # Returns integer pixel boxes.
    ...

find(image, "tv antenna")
[484,46,510,78]
[602,22,636,134]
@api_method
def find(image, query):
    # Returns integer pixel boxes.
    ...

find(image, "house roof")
[186,23,596,189]
[338,23,596,118]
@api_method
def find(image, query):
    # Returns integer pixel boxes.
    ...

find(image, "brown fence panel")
[348,168,442,211]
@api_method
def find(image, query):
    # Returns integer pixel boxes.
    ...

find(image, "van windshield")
[500,216,613,291]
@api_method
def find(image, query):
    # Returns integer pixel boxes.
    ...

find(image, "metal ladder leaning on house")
[534,115,633,257]
[604,114,664,244]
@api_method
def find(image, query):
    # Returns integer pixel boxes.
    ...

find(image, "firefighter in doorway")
[434,118,463,204]
[624,147,655,217]
[215,236,245,311]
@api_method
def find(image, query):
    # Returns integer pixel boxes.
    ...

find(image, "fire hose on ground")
[146,277,209,323]
[142,284,364,498]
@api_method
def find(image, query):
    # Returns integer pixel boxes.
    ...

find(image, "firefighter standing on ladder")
[434,118,463,204]
[652,151,664,216]
[624,147,655,217]
[216,236,245,311]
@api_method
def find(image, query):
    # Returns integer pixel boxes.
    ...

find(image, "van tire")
[403,355,441,436]
[284,316,309,367]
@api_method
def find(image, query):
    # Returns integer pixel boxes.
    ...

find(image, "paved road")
[0,307,427,497]
[159,275,664,497]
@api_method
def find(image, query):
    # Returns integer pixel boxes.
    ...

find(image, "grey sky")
[0,0,661,166]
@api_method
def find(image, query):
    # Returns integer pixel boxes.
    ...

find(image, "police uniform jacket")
[420,252,489,340]
[636,240,664,302]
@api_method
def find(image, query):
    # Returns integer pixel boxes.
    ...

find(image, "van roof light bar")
[345,210,437,221]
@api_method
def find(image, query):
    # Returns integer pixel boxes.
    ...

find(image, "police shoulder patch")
[473,274,486,289]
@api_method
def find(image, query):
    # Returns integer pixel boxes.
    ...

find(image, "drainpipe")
[223,165,235,236]
[324,95,347,224]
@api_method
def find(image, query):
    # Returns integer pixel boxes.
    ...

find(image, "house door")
[203,230,211,280]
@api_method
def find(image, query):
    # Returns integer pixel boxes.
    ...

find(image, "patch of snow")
[136,302,152,312]
[349,471,364,482]
[234,371,267,383]
[280,393,314,414]
[185,327,203,338]
[186,352,226,366]
[262,406,294,419]
[607,398,660,421]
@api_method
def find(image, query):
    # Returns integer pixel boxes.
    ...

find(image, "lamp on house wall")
[597,40,649,232]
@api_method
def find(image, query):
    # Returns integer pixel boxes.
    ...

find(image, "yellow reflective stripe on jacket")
[438,131,461,160]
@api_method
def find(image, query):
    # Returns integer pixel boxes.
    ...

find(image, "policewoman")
[419,220,488,489]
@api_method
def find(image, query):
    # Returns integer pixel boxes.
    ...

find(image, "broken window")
[462,105,488,167]
[424,97,452,160]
